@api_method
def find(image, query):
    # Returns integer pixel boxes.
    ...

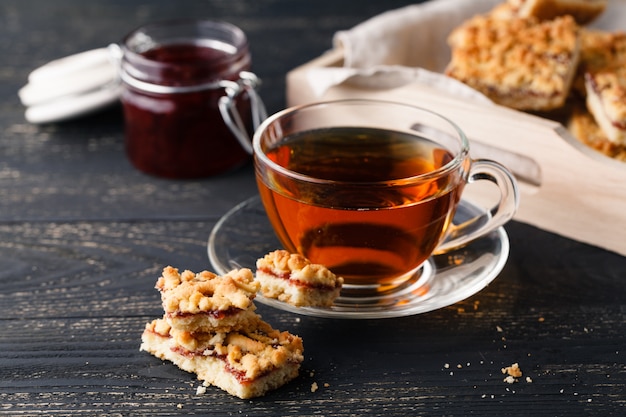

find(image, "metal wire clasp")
[219,71,267,155]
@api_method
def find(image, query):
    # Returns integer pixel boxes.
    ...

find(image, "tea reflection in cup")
[253,99,519,293]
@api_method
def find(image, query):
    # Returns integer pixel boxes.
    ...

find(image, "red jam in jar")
[120,20,254,178]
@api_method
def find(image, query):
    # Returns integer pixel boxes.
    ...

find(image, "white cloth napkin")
[333,0,498,71]
[302,0,500,104]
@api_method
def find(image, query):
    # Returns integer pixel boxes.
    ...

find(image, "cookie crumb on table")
[501,362,523,383]
[503,375,517,384]
[502,362,523,378]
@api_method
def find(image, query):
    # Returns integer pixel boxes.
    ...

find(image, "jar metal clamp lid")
[218,71,267,154]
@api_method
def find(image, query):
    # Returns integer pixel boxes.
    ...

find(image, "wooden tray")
[286,48,626,257]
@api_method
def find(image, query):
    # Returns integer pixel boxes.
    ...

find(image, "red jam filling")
[170,346,274,385]
[168,306,243,319]
[258,267,336,291]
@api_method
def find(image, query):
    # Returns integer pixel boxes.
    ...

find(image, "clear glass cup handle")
[219,71,267,155]
[435,159,520,254]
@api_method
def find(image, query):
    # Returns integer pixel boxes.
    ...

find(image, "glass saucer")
[208,196,509,319]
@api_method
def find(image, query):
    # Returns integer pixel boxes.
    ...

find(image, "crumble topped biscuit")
[256,250,343,307]
[579,30,626,72]
[507,0,607,25]
[574,30,626,95]
[568,105,626,160]
[140,318,304,399]
[156,266,261,332]
[576,30,626,145]
[445,14,581,111]
[585,65,626,145]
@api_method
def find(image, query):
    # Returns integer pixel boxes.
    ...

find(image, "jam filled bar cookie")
[585,65,626,146]
[445,13,581,112]
[580,31,626,146]
[140,318,304,399]
[156,266,261,333]
[256,250,343,307]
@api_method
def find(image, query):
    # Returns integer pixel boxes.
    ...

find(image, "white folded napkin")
[333,0,498,71]
[300,0,498,103]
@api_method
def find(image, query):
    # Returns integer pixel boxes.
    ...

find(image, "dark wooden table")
[1,1,624,416]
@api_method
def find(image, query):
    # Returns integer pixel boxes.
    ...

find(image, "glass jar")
[119,20,261,178]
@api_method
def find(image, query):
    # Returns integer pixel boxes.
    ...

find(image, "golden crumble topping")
[144,318,172,337]
[171,325,228,352]
[445,14,580,111]
[221,325,304,381]
[156,266,260,314]
[256,249,343,289]
[164,318,304,382]
[577,29,626,90]
[579,30,626,75]
[572,30,626,95]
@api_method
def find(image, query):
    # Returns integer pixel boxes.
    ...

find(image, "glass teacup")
[253,99,519,293]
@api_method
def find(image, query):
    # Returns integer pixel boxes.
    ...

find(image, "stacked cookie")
[445,0,626,161]
[256,250,344,308]
[446,11,580,113]
[140,266,304,399]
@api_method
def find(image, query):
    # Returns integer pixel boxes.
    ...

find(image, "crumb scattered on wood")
[502,363,523,383]
[502,363,522,378]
